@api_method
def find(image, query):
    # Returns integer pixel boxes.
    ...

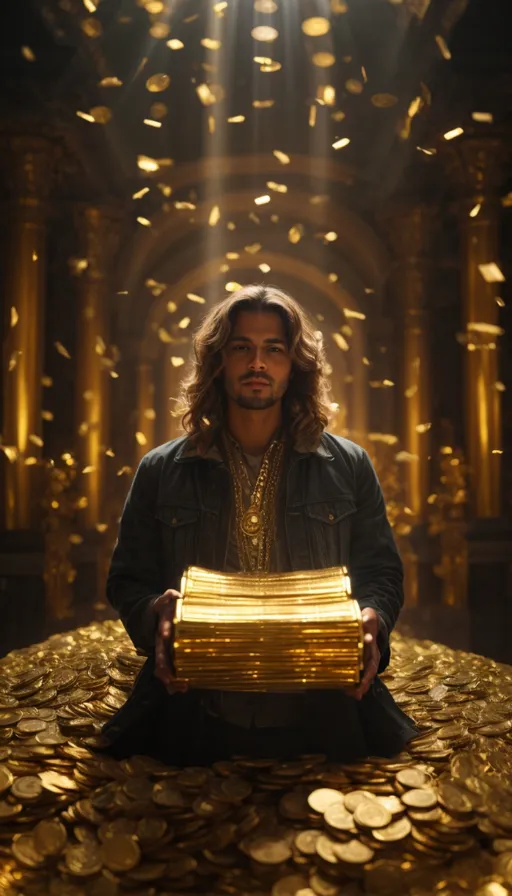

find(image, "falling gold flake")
[76,111,96,123]
[21,46,36,61]
[395,451,419,463]
[324,231,338,242]
[472,111,493,123]
[98,76,123,87]
[492,449,503,455]
[146,278,167,296]
[164,300,176,314]
[1,446,18,462]
[331,110,346,122]
[469,203,481,218]
[302,17,330,36]
[266,181,287,193]
[183,14,199,23]
[208,114,216,135]
[254,0,278,11]
[135,432,148,446]
[213,0,228,11]
[228,115,245,123]
[95,337,106,356]
[417,146,437,155]
[332,333,349,351]
[146,73,170,93]
[219,263,230,273]
[478,263,505,283]
[407,96,422,119]
[345,79,363,94]
[133,187,150,199]
[196,83,225,105]
[55,342,71,359]
[416,422,432,433]
[328,273,338,283]
[332,137,350,150]
[178,317,191,329]
[166,39,184,50]
[208,205,221,227]
[310,195,329,205]
[10,307,19,328]
[137,155,160,172]
[309,106,317,128]
[261,61,281,72]
[117,465,133,476]
[174,201,196,210]
[150,102,168,120]
[81,17,102,37]
[158,328,172,344]
[171,356,185,367]
[312,52,336,68]
[42,375,53,387]
[245,243,262,254]
[145,0,164,11]
[248,213,260,224]
[83,0,97,11]
[253,100,275,108]
[273,150,290,165]
[251,26,279,42]
[371,93,398,108]
[435,34,451,59]
[89,106,112,124]
[288,224,304,244]
[467,322,504,336]
[28,434,44,447]
[496,297,505,307]
[344,309,366,320]
[444,126,464,140]
[226,252,240,260]
[187,293,206,304]
[144,118,162,128]
[202,38,222,50]
[495,381,506,392]
[405,385,418,398]
[254,195,271,205]
[226,282,242,292]
[254,56,273,65]
[137,217,151,227]
[149,22,170,39]
[331,0,348,10]
[317,85,336,106]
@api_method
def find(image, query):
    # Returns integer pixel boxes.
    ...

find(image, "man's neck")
[225,406,283,456]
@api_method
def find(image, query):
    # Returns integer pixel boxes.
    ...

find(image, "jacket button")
[328,513,334,521]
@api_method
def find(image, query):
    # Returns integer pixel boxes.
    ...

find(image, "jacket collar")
[174,429,334,463]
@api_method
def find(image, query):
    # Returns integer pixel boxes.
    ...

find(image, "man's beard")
[234,393,278,410]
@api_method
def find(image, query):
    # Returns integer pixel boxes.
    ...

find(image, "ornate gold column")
[135,362,156,464]
[388,204,434,521]
[74,207,118,528]
[2,137,52,529]
[448,138,505,517]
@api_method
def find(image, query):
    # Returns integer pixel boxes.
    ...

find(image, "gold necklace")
[223,433,285,572]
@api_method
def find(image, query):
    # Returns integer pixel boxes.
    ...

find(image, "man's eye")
[268,346,282,352]
[233,344,248,351]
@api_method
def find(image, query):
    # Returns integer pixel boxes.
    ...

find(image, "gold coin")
[279,791,309,820]
[437,780,474,814]
[11,775,43,800]
[378,795,405,815]
[149,102,168,120]
[309,871,340,896]
[332,838,374,864]
[81,17,102,37]
[221,776,253,801]
[65,842,103,876]
[344,790,377,813]
[294,830,320,856]
[301,17,331,36]
[247,835,292,864]
[307,788,344,814]
[272,875,310,896]
[353,799,392,829]
[401,789,437,810]
[251,25,279,42]
[0,765,13,793]
[101,833,142,872]
[395,767,430,789]
[373,816,412,842]
[12,833,45,868]
[145,73,170,93]
[345,79,363,94]
[89,106,112,124]
[254,0,278,11]
[0,799,22,818]
[33,819,68,856]
[0,710,22,726]
[324,802,356,832]
[311,52,336,68]
[315,835,339,865]
[17,718,48,734]
[152,781,186,807]
[371,93,398,108]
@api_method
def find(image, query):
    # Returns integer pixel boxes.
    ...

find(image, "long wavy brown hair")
[177,284,332,454]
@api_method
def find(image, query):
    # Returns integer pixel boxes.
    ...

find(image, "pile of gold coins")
[1,621,512,895]
[175,566,363,689]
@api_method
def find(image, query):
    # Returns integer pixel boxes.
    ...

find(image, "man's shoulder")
[321,431,366,464]
[139,436,190,468]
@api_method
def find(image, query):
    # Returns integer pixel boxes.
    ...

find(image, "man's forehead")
[230,309,286,339]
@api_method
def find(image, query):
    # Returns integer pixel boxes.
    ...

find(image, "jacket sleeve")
[350,448,404,673]
[106,453,164,653]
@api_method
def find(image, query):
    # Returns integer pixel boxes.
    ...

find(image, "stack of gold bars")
[173,565,363,690]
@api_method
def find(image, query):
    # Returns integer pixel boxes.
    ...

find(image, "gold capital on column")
[2,136,53,529]
[445,136,506,517]
[387,203,435,521]
[74,206,121,528]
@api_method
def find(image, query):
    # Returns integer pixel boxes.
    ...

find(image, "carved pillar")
[2,137,52,529]
[388,204,434,521]
[448,138,505,517]
[74,206,119,528]
[135,362,156,464]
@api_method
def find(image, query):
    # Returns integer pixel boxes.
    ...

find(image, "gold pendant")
[241,507,262,536]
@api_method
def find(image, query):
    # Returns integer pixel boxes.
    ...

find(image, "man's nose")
[248,349,266,369]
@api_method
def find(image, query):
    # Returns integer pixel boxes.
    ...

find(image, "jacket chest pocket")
[305,499,356,569]
[156,506,200,581]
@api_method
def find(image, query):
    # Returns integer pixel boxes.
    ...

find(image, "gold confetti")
[344,309,366,320]
[331,0,348,11]
[21,46,36,61]
[150,102,168,119]
[345,78,363,94]
[149,22,170,39]
[331,110,345,121]
[213,0,228,11]
[495,381,506,392]
[196,83,225,105]
[83,0,97,9]
[324,231,338,242]
[76,111,96,123]
[467,322,504,336]
[332,332,349,351]
[288,225,304,244]
[1,446,18,462]
[416,422,432,433]
[254,56,273,65]
[317,85,336,106]
[302,17,331,36]
[208,114,216,135]
[245,243,262,254]
[259,263,271,273]
[478,263,505,283]
[226,282,242,292]
[273,150,290,164]
[472,111,493,123]
[417,146,437,155]
[137,217,151,227]
[328,273,338,283]
[371,93,398,108]
[312,52,336,68]
[309,105,317,128]
[143,118,162,128]
[10,307,19,327]
[178,317,191,329]
[69,534,84,545]
[166,300,177,314]
[98,76,123,87]
[95,522,108,533]
[89,106,112,124]
[435,34,452,59]
[54,342,71,359]
[132,187,150,199]
[28,434,44,447]
[496,296,505,307]
[228,115,245,123]
[81,17,102,37]
[405,385,418,398]
[226,252,240,260]
[171,357,185,367]
[254,195,271,205]
[174,201,196,210]
[260,61,281,72]
[166,39,184,50]
[202,38,222,50]
[395,451,419,463]
[146,73,170,92]
[187,293,206,304]
[209,205,221,226]
[135,432,148,446]
[332,137,350,149]
[41,410,54,421]
[266,181,287,193]
[137,155,159,172]
[253,99,275,108]
[469,203,481,218]
[143,410,156,421]
[254,0,278,11]
[444,126,464,140]
[251,26,279,42]
[492,449,503,454]
[158,328,172,344]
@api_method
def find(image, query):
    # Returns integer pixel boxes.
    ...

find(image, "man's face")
[221,310,293,410]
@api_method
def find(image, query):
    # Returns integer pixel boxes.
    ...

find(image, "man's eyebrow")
[228,335,287,344]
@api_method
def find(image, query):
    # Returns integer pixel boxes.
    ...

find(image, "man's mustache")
[240,376,272,384]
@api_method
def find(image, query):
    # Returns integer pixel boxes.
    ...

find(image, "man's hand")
[343,608,381,701]
[153,590,189,695]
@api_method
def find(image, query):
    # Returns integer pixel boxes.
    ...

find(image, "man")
[103,284,418,764]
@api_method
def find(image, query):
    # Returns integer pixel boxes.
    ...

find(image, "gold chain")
[223,433,285,572]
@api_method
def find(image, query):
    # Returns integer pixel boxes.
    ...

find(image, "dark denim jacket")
[103,430,418,759]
